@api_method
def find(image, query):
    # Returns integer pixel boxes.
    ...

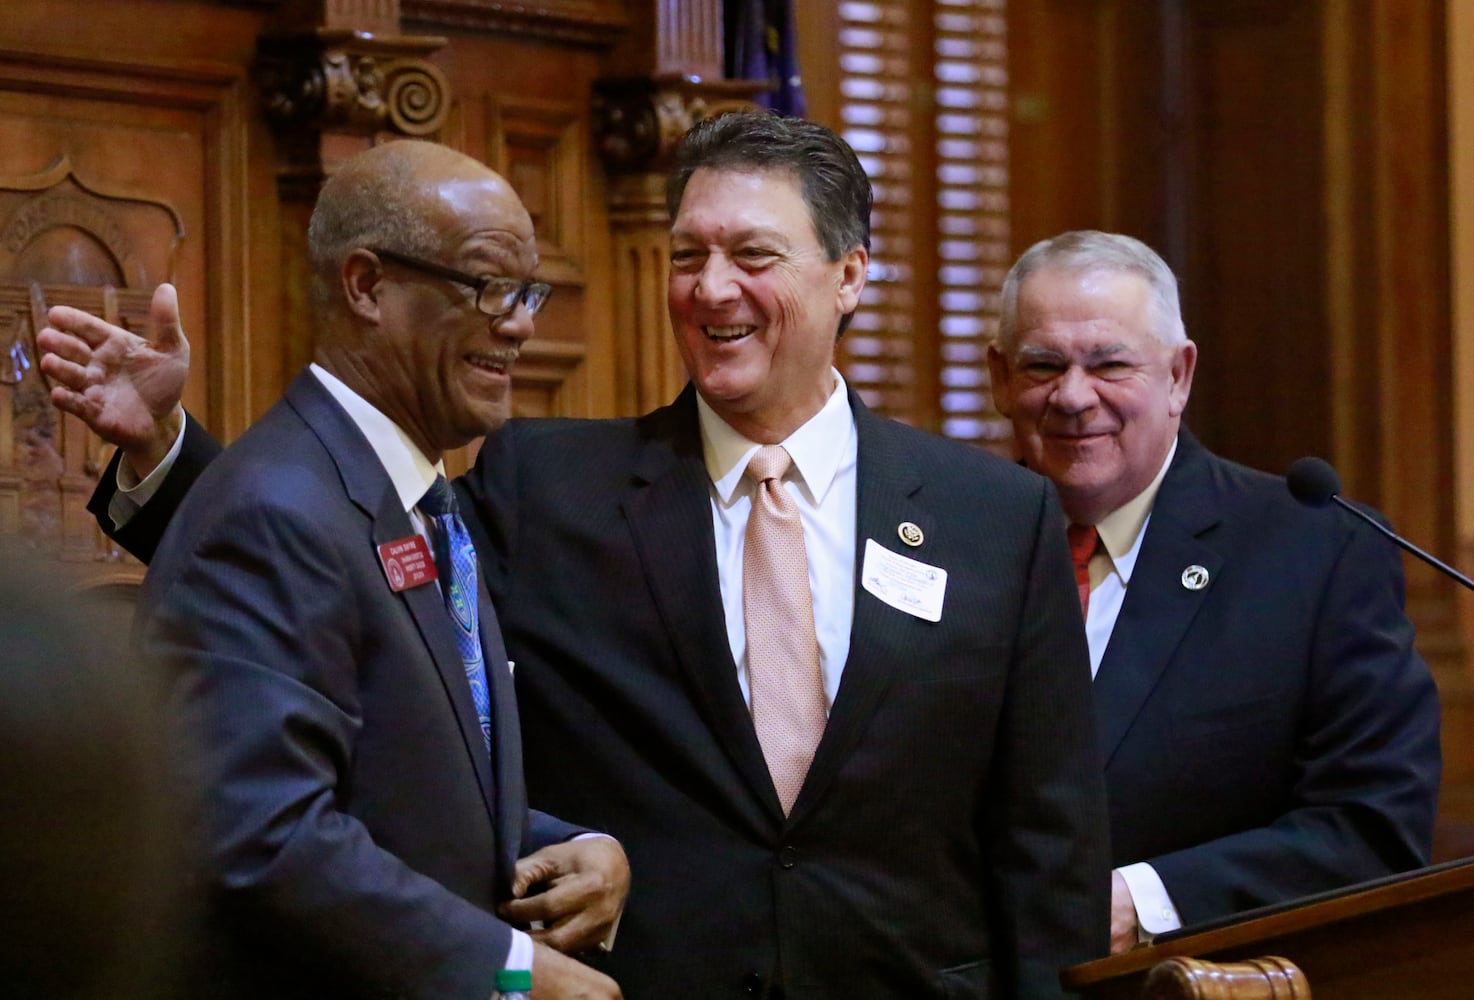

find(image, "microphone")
[1286,456,1474,592]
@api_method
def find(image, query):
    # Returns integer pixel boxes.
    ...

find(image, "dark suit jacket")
[94,385,1110,999]
[465,386,1109,999]
[134,371,582,999]
[1098,429,1441,926]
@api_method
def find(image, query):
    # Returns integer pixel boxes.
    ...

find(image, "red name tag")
[378,534,438,592]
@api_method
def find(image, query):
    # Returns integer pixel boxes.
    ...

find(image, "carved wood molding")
[592,75,768,177]
[487,96,587,287]
[0,155,185,287]
[401,0,625,47]
[257,28,450,136]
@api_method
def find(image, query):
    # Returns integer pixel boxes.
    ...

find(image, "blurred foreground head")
[0,545,190,998]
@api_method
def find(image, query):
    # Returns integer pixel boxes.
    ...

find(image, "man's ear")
[836,247,868,315]
[342,249,385,324]
[1167,340,1197,417]
[986,343,1014,417]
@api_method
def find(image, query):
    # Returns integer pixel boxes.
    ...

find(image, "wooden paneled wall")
[0,0,275,568]
[0,0,760,545]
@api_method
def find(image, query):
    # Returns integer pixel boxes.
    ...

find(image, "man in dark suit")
[44,115,1110,998]
[62,139,628,998]
[986,230,1442,953]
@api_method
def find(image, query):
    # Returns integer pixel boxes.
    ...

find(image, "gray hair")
[305,140,447,316]
[996,230,1186,351]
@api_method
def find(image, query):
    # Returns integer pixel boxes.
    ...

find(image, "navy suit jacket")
[134,371,582,998]
[94,384,1110,998]
[1099,430,1441,926]
[464,386,1109,999]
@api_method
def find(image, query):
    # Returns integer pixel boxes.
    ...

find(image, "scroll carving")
[592,77,767,176]
[258,30,451,137]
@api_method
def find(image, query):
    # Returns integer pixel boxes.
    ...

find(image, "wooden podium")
[1061,857,1474,999]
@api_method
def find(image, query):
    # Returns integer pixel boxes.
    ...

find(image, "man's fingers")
[500,886,560,925]
[510,856,559,898]
[147,282,187,353]
[39,352,96,392]
[36,328,93,367]
[44,305,122,349]
[531,917,587,953]
[49,386,99,423]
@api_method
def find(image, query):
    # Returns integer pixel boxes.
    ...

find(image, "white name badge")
[861,538,947,622]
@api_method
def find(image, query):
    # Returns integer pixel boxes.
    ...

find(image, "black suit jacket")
[135,372,582,998]
[1098,430,1441,926]
[94,385,1110,998]
[466,387,1109,999]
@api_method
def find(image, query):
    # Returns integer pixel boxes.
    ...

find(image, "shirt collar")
[309,362,443,513]
[697,370,855,505]
[1094,436,1178,584]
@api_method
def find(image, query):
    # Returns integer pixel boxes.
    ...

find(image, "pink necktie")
[743,445,826,815]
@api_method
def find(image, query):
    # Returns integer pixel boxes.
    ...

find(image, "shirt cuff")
[1116,862,1182,940]
[107,413,188,530]
[505,928,533,977]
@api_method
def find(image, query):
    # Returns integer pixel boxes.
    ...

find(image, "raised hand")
[37,282,189,478]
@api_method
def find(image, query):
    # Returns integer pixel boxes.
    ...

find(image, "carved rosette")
[592,76,768,176]
[258,31,450,137]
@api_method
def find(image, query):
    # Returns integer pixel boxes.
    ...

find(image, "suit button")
[778,845,798,869]
[743,971,763,994]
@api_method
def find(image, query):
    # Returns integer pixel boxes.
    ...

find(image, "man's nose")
[491,298,536,343]
[693,256,741,307]
[1049,365,1098,413]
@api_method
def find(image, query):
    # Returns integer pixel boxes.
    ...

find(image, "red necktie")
[743,446,826,815]
[1067,524,1099,617]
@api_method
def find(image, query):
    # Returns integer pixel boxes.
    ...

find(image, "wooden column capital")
[257,29,451,139]
[591,75,768,177]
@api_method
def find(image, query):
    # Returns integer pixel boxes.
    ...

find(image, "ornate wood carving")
[0,158,188,563]
[592,76,767,177]
[0,156,184,286]
[257,29,451,137]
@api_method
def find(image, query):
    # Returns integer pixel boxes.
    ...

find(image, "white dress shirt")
[697,371,858,711]
[1081,439,1183,940]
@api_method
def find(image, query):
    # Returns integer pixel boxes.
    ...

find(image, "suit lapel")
[1093,431,1223,767]
[621,388,781,817]
[790,394,924,822]
[285,373,501,828]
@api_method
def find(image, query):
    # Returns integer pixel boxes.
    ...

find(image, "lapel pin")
[1181,564,1210,591]
[897,521,924,547]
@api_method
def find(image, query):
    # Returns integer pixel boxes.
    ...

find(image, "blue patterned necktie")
[420,476,491,753]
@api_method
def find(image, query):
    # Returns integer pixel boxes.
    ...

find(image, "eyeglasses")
[369,247,552,318]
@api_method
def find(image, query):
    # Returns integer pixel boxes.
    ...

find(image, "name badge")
[861,538,947,622]
[378,535,438,592]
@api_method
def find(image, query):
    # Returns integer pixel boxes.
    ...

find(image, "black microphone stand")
[1327,495,1474,593]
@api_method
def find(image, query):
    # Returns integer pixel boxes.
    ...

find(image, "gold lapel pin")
[897,521,924,547]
